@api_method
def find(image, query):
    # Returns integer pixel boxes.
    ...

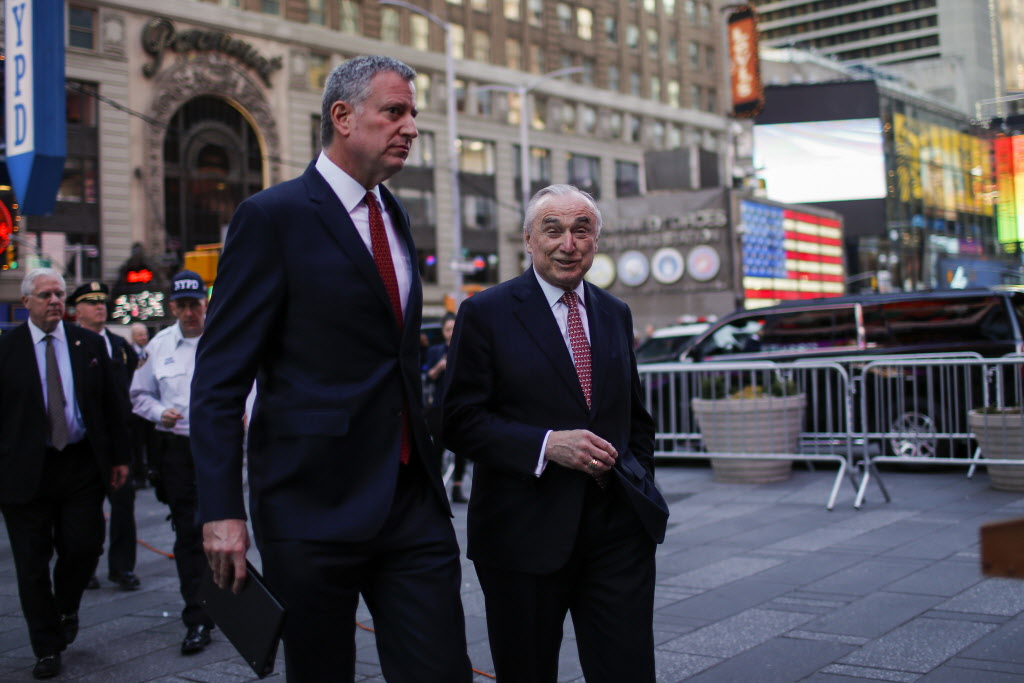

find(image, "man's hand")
[160,408,184,429]
[428,356,447,380]
[544,429,617,476]
[203,519,250,593]
[110,465,129,491]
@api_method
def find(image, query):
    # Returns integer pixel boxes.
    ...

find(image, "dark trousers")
[105,478,137,576]
[1,442,105,657]
[156,432,212,629]
[475,481,657,683]
[260,465,472,683]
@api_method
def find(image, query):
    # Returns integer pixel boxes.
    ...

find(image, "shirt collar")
[28,319,67,345]
[315,151,382,214]
[532,267,586,311]
[168,322,187,347]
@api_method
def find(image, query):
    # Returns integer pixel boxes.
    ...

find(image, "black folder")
[198,561,285,679]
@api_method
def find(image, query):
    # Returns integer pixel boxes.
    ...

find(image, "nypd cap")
[169,270,206,301]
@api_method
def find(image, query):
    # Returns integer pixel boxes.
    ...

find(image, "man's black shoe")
[109,571,141,591]
[32,654,61,680]
[85,575,100,590]
[181,624,212,655]
[58,613,78,645]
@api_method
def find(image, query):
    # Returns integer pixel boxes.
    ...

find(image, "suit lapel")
[511,271,589,411]
[304,164,400,327]
[16,324,46,415]
[584,283,610,415]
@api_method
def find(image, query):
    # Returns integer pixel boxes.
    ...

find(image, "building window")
[309,53,329,91]
[685,0,695,23]
[608,65,620,92]
[531,95,547,130]
[528,0,542,26]
[706,87,717,113]
[649,77,660,101]
[458,138,496,174]
[667,37,678,62]
[706,45,716,70]
[580,106,596,134]
[261,0,280,15]
[561,102,577,133]
[68,5,96,49]
[690,84,701,109]
[689,40,700,68]
[471,0,489,12]
[557,3,572,32]
[66,83,98,127]
[626,24,639,49]
[582,57,595,85]
[629,71,641,96]
[407,130,434,167]
[667,79,680,107]
[627,114,641,142]
[644,0,657,13]
[308,0,326,25]
[666,124,681,148]
[604,17,618,43]
[411,15,430,51]
[454,79,467,113]
[664,0,676,16]
[504,0,520,21]
[339,0,359,32]
[381,7,400,43]
[463,195,497,231]
[507,92,523,125]
[506,39,522,69]
[615,160,640,197]
[560,53,574,72]
[414,73,431,110]
[609,111,623,138]
[577,8,593,40]
[650,120,664,147]
[473,30,491,62]
[57,158,98,204]
[698,1,710,26]
[530,44,545,74]
[647,27,659,59]
[451,24,466,59]
[567,153,601,198]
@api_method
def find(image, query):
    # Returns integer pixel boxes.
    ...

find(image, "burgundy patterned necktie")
[561,291,591,408]
[365,192,411,464]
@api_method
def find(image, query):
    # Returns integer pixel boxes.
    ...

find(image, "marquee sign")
[4,0,66,214]
[141,18,283,86]
[727,5,764,118]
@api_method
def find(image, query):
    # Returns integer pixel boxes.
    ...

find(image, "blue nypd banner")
[5,0,66,215]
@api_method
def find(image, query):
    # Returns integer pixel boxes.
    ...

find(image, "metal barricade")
[639,361,853,509]
[853,355,1024,508]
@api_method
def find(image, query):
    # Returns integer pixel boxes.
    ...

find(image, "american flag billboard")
[740,200,845,308]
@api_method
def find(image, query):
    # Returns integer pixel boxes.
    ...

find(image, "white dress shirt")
[29,320,86,445]
[532,268,590,476]
[315,152,412,315]
[130,322,198,436]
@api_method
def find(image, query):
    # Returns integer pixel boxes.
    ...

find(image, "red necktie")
[561,291,591,408]
[365,192,411,465]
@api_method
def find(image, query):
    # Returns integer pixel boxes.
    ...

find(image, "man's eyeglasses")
[31,290,66,301]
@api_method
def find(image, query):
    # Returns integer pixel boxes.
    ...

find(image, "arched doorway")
[162,96,264,252]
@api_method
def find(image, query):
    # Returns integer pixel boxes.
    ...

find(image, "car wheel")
[888,410,939,458]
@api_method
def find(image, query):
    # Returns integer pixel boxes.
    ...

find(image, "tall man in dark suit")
[0,268,129,679]
[69,281,142,592]
[443,184,670,683]
[190,55,471,683]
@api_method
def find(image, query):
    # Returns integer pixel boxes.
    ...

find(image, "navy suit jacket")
[0,322,128,504]
[443,269,669,574]
[191,161,448,543]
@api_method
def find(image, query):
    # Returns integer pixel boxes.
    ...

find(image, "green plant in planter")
[700,373,798,400]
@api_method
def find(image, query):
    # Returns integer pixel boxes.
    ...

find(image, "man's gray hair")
[21,267,66,297]
[321,55,416,148]
[523,184,603,237]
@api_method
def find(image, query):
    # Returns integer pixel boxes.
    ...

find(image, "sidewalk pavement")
[2,463,1024,682]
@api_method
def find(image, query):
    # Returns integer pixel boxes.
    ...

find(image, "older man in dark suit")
[443,184,670,683]
[0,268,129,679]
[190,55,470,683]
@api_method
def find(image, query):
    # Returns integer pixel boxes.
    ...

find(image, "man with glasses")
[0,268,129,679]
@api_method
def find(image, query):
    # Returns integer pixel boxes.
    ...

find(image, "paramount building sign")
[599,208,728,252]
[141,17,283,86]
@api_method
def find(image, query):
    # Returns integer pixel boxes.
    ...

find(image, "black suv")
[682,289,1024,362]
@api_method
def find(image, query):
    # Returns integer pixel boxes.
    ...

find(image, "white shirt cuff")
[534,430,551,477]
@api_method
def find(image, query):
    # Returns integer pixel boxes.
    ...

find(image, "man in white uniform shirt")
[129,270,213,655]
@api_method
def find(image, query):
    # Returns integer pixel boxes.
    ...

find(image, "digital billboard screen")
[753,118,887,204]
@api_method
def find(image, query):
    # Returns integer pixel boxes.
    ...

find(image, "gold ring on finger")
[588,459,599,469]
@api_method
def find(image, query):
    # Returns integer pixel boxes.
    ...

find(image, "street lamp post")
[473,66,584,212]
[378,0,463,299]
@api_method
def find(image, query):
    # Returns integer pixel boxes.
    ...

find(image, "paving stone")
[805,557,930,596]
[661,556,787,589]
[801,592,942,638]
[938,578,1024,616]
[957,613,1024,664]
[882,558,984,596]
[820,663,920,681]
[657,579,795,621]
[660,608,813,658]
[840,618,997,673]
[751,551,868,586]
[681,635,853,683]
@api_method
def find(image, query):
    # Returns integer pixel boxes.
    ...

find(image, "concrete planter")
[692,394,806,484]
[969,408,1024,492]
